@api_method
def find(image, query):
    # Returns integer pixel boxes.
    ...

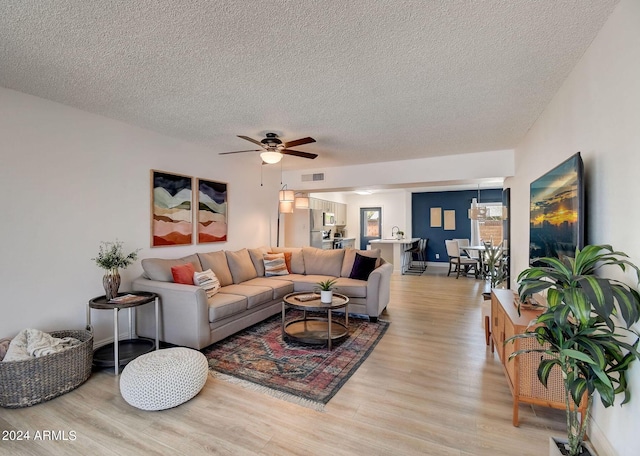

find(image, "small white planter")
[549,437,597,456]
[320,290,333,303]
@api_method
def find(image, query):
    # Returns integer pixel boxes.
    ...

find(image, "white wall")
[283,149,514,192]
[343,190,411,249]
[507,0,640,454]
[0,88,280,345]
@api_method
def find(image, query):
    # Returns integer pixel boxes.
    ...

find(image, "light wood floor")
[0,268,565,455]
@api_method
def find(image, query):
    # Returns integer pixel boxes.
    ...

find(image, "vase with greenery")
[92,240,140,300]
[315,278,337,303]
[509,245,640,456]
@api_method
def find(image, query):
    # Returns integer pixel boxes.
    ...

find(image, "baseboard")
[426,262,448,268]
[93,331,137,349]
[588,417,615,456]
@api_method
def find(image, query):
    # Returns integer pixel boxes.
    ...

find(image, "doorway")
[360,207,381,249]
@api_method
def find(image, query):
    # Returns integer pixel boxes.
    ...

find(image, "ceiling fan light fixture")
[260,151,283,164]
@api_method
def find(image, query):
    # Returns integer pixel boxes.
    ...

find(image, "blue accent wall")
[412,189,503,263]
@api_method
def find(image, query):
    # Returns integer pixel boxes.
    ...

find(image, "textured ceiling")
[0,0,619,170]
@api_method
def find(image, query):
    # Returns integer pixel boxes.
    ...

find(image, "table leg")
[281,301,285,338]
[154,297,159,350]
[345,305,349,328]
[86,305,91,329]
[328,309,332,350]
[128,308,133,339]
[113,308,119,376]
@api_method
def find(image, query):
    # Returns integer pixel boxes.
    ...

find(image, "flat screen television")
[529,152,585,266]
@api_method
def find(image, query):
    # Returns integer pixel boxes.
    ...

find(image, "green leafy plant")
[315,278,337,291]
[483,240,507,289]
[509,245,640,456]
[92,240,140,270]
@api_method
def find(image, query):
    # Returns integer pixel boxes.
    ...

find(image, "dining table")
[460,244,508,278]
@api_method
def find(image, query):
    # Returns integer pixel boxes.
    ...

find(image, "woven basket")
[0,329,93,408]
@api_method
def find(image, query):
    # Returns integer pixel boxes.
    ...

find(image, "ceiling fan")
[219,133,318,164]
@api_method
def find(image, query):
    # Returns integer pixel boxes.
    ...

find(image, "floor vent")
[301,173,324,182]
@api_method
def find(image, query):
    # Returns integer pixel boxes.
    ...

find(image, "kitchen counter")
[369,238,419,274]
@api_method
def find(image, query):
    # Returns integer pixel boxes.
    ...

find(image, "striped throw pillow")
[193,269,220,298]
[263,253,289,276]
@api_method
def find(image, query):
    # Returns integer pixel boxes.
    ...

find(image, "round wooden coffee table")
[282,292,349,350]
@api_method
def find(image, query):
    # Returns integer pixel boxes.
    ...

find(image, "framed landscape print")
[151,170,193,247]
[196,178,228,243]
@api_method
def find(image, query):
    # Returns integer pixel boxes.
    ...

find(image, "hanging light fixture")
[278,201,294,213]
[468,186,483,220]
[468,185,507,221]
[278,184,294,202]
[294,193,309,209]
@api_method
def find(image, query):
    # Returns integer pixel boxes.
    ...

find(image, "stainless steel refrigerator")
[309,209,324,248]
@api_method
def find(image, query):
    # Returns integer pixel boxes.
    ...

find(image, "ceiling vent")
[301,173,324,182]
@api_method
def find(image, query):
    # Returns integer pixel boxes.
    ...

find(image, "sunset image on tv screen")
[529,154,582,264]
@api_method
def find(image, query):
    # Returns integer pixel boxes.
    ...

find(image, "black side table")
[87,291,159,375]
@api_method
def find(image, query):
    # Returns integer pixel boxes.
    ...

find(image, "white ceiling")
[0,0,618,170]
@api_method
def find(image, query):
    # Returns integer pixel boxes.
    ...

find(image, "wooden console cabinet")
[491,289,585,426]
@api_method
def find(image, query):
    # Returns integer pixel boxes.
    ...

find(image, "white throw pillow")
[263,253,289,276]
[193,269,220,298]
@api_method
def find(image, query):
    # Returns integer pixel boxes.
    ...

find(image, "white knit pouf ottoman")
[119,347,208,411]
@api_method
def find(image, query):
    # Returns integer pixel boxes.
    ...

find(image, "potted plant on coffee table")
[509,245,640,456]
[315,279,337,304]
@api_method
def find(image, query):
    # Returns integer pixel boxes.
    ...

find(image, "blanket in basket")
[2,329,81,362]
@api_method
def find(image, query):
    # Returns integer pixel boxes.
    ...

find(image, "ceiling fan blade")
[283,137,316,149]
[237,135,263,147]
[219,149,261,155]
[282,149,318,159]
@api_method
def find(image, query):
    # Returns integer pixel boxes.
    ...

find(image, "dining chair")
[453,238,471,258]
[445,240,479,279]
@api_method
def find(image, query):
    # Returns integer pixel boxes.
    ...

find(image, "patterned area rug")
[203,311,389,411]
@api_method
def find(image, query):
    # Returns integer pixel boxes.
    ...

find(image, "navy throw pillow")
[349,253,378,280]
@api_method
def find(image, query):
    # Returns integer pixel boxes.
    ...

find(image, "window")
[477,203,504,243]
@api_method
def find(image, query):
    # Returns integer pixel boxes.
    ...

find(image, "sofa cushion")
[283,274,338,293]
[242,277,294,300]
[269,247,305,274]
[142,254,203,282]
[198,251,233,287]
[333,277,368,298]
[341,248,381,277]
[218,284,274,309]
[248,246,270,276]
[171,263,196,284]
[349,253,378,280]
[207,293,248,323]
[226,248,258,284]
[302,247,344,277]
[263,253,289,276]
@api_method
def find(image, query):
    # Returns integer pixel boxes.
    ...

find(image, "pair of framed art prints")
[151,170,227,247]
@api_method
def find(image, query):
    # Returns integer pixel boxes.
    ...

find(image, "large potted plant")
[483,240,507,289]
[510,245,640,456]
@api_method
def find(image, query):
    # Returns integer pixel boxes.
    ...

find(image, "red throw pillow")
[171,263,196,284]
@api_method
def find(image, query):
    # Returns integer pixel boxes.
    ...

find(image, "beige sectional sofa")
[133,246,392,349]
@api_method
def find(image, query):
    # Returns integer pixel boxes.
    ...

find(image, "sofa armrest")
[366,261,393,318]
[133,276,211,349]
